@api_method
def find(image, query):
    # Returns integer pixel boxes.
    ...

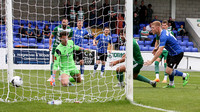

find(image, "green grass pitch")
[0,70,200,112]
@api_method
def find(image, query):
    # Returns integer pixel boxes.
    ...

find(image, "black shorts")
[97,53,107,61]
[73,50,84,61]
[167,52,184,69]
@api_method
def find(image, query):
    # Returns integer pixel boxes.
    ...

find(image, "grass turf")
[0,70,200,112]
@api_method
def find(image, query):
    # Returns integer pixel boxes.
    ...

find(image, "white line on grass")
[131,101,177,112]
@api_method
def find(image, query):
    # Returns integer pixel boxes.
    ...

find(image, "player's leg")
[154,57,161,82]
[100,53,107,78]
[93,53,101,77]
[162,51,168,83]
[164,52,189,88]
[47,54,55,81]
[79,51,85,80]
[71,68,81,83]
[133,64,156,87]
[114,65,126,87]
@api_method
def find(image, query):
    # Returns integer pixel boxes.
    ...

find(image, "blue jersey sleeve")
[109,36,113,44]
[159,34,167,47]
[95,34,100,40]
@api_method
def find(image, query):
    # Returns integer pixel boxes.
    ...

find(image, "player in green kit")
[109,30,156,87]
[47,18,73,81]
[50,31,90,86]
[153,20,174,83]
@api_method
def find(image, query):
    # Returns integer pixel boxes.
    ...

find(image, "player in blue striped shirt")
[93,27,113,77]
[72,20,95,80]
[145,21,190,88]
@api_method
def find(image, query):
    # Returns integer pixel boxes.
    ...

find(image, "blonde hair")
[152,21,161,27]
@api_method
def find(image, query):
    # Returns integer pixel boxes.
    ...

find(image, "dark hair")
[60,31,69,37]
[148,4,152,7]
[21,24,24,26]
[28,22,31,24]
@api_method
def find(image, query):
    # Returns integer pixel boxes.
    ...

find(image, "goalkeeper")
[51,31,90,86]
[109,30,156,88]
[48,18,73,81]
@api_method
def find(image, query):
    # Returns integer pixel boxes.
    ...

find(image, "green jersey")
[53,40,80,71]
[133,38,144,65]
[52,25,73,46]
[140,30,149,38]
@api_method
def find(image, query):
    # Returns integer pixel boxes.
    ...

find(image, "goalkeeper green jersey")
[53,40,80,71]
[133,38,144,65]
[52,25,73,54]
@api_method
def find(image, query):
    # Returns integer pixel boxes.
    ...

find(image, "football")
[11,76,23,87]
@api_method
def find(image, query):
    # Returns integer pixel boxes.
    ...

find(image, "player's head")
[120,29,126,41]
[103,27,110,36]
[142,26,146,31]
[62,18,68,29]
[77,20,83,29]
[162,20,168,30]
[60,31,69,45]
[28,22,31,27]
[151,21,161,35]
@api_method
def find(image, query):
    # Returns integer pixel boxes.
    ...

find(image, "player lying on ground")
[144,21,189,88]
[109,30,156,88]
[51,31,90,86]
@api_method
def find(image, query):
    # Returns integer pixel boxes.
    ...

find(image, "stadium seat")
[183,37,189,41]
[112,38,118,43]
[44,44,49,49]
[13,25,20,31]
[176,24,180,29]
[0,25,6,31]
[37,43,44,49]
[144,41,151,46]
[181,46,186,51]
[142,46,149,51]
[133,34,140,38]
[29,38,36,44]
[111,34,118,38]
[148,35,154,40]
[29,43,37,48]
[183,40,188,43]
[21,43,28,47]
[139,24,145,29]
[13,38,20,43]
[176,36,182,40]
[178,40,182,43]
[13,42,21,48]
[97,19,103,25]
[179,21,185,26]
[192,48,198,52]
[184,47,192,52]
[0,43,6,48]
[44,39,49,43]
[89,39,93,45]
[21,38,28,43]
[137,41,144,45]
[187,42,194,47]
[13,20,19,25]
[139,45,144,51]
[104,22,109,27]
[180,42,186,46]
[120,46,126,50]
[172,30,177,37]
[149,47,154,51]
[83,39,88,44]
[92,46,97,50]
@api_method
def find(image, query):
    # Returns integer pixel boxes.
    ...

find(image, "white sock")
[164,76,168,81]
[81,74,84,77]
[100,72,104,76]
[169,81,174,86]
[156,74,159,79]
[93,70,96,74]
[182,73,187,78]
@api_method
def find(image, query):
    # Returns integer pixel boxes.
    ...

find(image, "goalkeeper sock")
[69,77,75,82]
[116,72,124,82]
[50,62,53,75]
[94,63,98,70]
[155,61,159,78]
[136,75,150,84]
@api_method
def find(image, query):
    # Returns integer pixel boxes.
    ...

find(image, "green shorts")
[133,64,143,74]
[60,67,80,76]
[158,50,168,60]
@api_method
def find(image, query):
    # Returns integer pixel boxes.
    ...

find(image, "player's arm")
[84,29,95,39]
[108,37,113,53]
[109,54,126,67]
[152,35,160,55]
[53,49,61,74]
[49,27,57,51]
[93,35,100,46]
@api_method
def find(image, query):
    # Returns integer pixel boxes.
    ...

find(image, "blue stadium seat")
[112,38,118,43]
[179,21,185,26]
[83,39,88,44]
[178,40,182,43]
[184,47,192,52]
[13,38,20,43]
[44,39,49,43]
[183,40,188,43]
[37,43,44,49]
[21,43,28,47]
[92,46,97,50]
[13,20,19,25]
[134,34,140,38]
[192,48,198,52]
[137,41,144,45]
[183,37,189,41]
[142,46,149,51]
[29,43,37,48]
[13,42,21,48]
[21,38,28,43]
[29,38,36,44]
[139,24,146,29]
[176,36,182,40]
[0,43,6,48]
[187,42,193,47]
[172,30,177,37]
[181,46,186,51]
[120,46,126,50]
[149,47,154,51]
[148,35,154,40]
[176,24,180,29]
[111,34,118,38]
[44,44,49,49]
[180,42,186,46]
[0,25,6,31]
[104,22,109,27]
[139,45,144,51]
[89,39,93,45]
[144,41,151,46]
[13,25,20,31]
